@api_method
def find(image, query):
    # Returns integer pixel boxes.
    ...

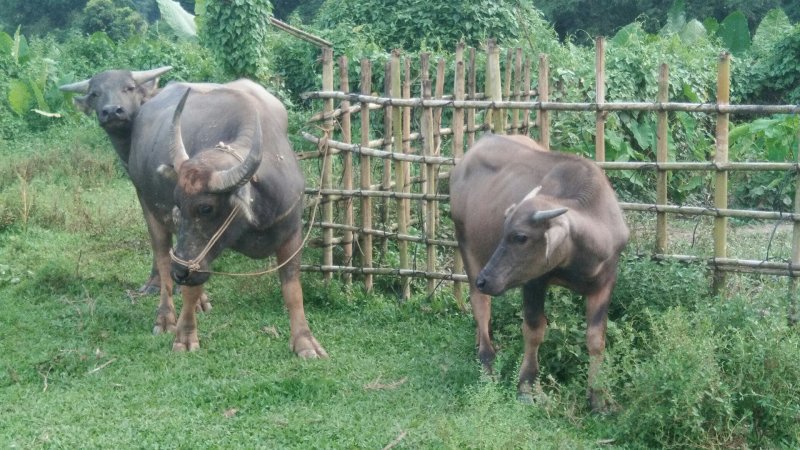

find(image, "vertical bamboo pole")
[391,50,410,300]
[359,59,373,292]
[321,47,334,282]
[467,47,477,147]
[433,58,445,227]
[402,57,412,228]
[789,123,800,325]
[486,39,503,134]
[713,52,730,293]
[434,58,445,154]
[512,48,522,135]
[423,78,437,294]
[523,56,531,136]
[503,48,513,133]
[339,56,353,284]
[655,63,669,255]
[381,60,393,258]
[453,43,466,310]
[538,54,550,148]
[595,37,606,162]
[419,53,431,232]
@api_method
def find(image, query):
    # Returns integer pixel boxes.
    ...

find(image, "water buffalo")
[449,134,628,411]
[62,71,326,358]
[59,67,173,294]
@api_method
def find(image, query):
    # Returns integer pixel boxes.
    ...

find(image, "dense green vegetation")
[2,0,800,447]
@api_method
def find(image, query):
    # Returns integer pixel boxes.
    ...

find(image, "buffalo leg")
[585,279,614,412]
[277,231,327,359]
[173,284,203,351]
[141,205,178,335]
[459,243,495,372]
[518,280,548,402]
[138,261,161,295]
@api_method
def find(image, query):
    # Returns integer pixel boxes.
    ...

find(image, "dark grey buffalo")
[61,71,326,357]
[60,67,173,294]
[449,134,628,411]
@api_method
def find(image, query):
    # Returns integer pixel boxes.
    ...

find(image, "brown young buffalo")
[450,134,628,411]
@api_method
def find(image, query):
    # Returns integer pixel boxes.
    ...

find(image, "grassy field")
[2,123,799,448]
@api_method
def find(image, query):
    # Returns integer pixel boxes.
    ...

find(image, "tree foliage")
[81,0,147,41]
[199,0,273,80]
[314,0,537,50]
[0,0,87,34]
[535,0,799,42]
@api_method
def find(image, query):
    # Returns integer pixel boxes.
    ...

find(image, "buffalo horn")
[169,88,191,170]
[58,79,91,93]
[131,66,173,84]
[531,207,568,222]
[208,117,263,193]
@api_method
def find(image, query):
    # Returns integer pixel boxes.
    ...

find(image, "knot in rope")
[169,203,242,274]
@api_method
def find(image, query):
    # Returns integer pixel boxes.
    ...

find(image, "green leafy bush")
[81,0,147,41]
[601,288,800,448]
[735,22,800,104]
[611,308,737,448]
[314,0,541,50]
[729,115,799,210]
[199,0,273,81]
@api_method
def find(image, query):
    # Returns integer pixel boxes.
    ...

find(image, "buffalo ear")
[544,217,569,264]
[231,184,258,226]
[140,77,161,101]
[504,203,517,218]
[72,95,92,115]
[157,164,178,182]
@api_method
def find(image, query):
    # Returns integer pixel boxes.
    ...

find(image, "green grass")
[2,123,799,448]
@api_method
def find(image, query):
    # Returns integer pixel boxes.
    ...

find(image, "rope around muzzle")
[169,202,243,274]
[167,133,329,278]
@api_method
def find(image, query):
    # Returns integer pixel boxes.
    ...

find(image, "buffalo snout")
[171,263,209,286]
[99,105,128,124]
[475,270,503,296]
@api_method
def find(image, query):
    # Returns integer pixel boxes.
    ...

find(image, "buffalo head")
[476,186,569,296]
[59,67,172,132]
[159,89,263,286]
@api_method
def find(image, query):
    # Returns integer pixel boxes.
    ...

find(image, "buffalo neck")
[104,127,134,171]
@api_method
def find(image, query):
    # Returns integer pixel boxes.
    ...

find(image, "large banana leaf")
[8,80,32,116]
[157,0,197,41]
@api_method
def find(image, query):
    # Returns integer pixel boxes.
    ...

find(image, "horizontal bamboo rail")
[301,265,470,282]
[269,17,332,48]
[301,91,800,115]
[313,222,458,247]
[620,202,800,221]
[302,132,456,165]
[304,188,449,202]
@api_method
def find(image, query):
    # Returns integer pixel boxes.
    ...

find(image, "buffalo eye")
[197,204,214,216]
[512,233,528,244]
[124,85,135,93]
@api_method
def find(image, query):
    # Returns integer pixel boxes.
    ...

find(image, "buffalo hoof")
[152,310,177,335]
[588,390,613,414]
[291,333,328,359]
[517,392,535,405]
[195,292,212,313]
[139,281,161,295]
[172,340,200,352]
[172,330,200,352]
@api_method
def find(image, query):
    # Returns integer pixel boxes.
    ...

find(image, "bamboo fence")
[299,38,800,300]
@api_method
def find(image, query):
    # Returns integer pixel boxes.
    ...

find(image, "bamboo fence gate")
[298,38,800,305]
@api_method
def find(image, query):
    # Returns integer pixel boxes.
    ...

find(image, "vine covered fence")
[298,39,800,302]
